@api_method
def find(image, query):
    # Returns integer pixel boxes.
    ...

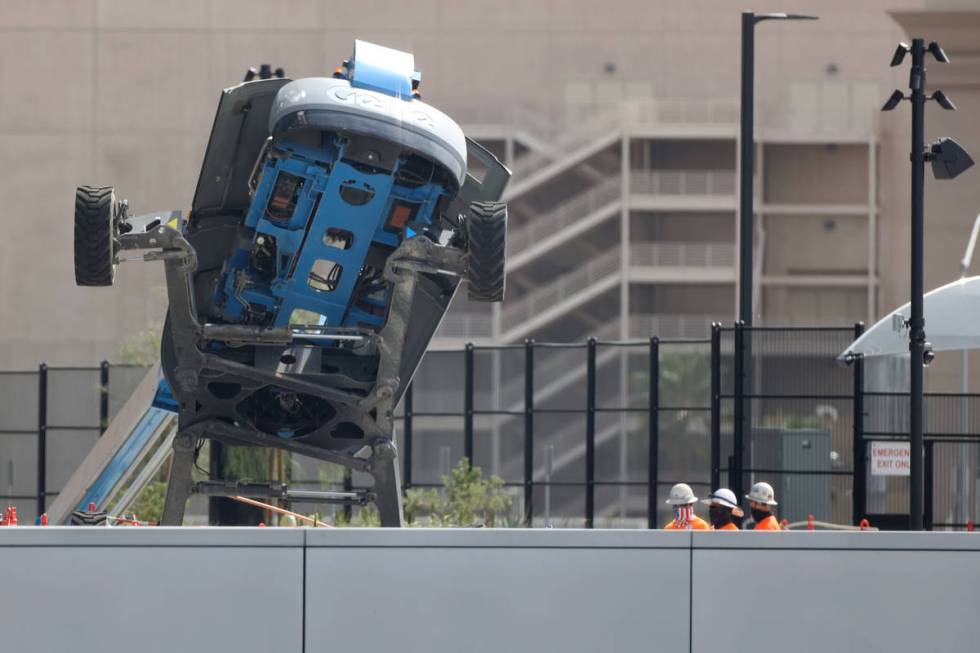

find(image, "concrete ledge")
[305,526,692,548]
[692,529,980,550]
[3,528,980,653]
[0,525,304,546]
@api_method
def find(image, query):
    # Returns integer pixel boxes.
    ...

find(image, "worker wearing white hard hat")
[701,488,744,531]
[745,481,781,531]
[663,483,709,530]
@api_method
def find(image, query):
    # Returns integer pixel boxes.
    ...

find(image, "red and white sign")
[871,441,910,476]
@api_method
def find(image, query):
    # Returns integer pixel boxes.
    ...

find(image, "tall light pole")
[739,12,817,325]
[735,12,816,503]
[883,39,973,530]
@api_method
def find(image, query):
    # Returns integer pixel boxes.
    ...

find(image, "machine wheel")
[74,185,117,286]
[466,201,506,302]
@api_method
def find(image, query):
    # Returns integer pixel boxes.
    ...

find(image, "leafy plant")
[113,323,162,366]
[129,479,166,522]
[404,458,513,527]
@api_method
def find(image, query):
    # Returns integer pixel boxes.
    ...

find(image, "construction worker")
[663,483,709,530]
[745,481,781,530]
[702,488,744,531]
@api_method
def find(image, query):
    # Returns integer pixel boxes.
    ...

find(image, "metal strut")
[142,225,465,528]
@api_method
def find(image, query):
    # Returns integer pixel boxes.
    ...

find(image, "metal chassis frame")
[117,213,466,527]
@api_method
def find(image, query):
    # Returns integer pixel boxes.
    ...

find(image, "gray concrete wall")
[0,527,305,653]
[3,527,980,652]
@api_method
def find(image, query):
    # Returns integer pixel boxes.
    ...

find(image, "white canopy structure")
[840,275,980,360]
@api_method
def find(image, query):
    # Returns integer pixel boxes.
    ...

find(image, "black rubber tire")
[466,201,507,302]
[74,185,116,286]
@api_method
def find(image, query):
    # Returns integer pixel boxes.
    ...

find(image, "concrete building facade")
[1,0,979,394]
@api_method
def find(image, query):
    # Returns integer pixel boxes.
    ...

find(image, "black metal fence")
[5,325,980,529]
[0,363,147,521]
[862,392,980,530]
[713,324,862,526]
[394,337,711,528]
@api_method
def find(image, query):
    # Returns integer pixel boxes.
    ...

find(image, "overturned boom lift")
[72,42,509,526]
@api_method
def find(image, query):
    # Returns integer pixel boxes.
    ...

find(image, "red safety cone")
[807,514,815,531]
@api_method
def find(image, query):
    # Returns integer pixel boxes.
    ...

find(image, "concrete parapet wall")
[1,528,977,652]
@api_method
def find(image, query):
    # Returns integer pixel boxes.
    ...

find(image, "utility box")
[751,427,832,523]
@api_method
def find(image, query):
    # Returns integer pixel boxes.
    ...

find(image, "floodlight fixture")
[881,89,904,111]
[891,43,910,66]
[928,41,949,63]
[932,89,956,111]
[929,137,974,180]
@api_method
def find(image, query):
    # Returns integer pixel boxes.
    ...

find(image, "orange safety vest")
[753,515,781,531]
[664,515,709,530]
[713,522,739,531]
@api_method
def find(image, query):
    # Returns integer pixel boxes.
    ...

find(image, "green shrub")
[404,458,512,527]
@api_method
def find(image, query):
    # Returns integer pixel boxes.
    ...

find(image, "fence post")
[524,339,534,527]
[37,363,48,517]
[648,337,659,529]
[732,321,745,500]
[342,468,353,523]
[403,382,413,491]
[586,337,597,529]
[710,324,721,490]
[924,440,934,531]
[99,360,110,435]
[208,439,224,524]
[852,322,866,524]
[464,343,474,465]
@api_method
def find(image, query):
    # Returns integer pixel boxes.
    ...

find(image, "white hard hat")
[702,488,739,510]
[745,481,778,506]
[665,483,698,506]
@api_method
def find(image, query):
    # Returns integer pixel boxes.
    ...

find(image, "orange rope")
[230,495,333,528]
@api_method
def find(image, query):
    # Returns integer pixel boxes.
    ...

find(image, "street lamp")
[733,11,817,502]
[739,12,817,325]
[881,38,974,530]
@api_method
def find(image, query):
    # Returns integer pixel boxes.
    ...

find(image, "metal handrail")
[629,314,727,340]
[501,249,622,331]
[508,179,622,255]
[630,169,736,196]
[629,242,736,268]
[433,312,494,339]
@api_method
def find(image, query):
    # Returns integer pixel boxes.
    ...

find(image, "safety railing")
[630,242,736,268]
[630,169,736,196]
[619,98,740,125]
[500,248,622,334]
[433,311,494,340]
[509,107,623,180]
[630,314,727,340]
[508,178,622,257]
